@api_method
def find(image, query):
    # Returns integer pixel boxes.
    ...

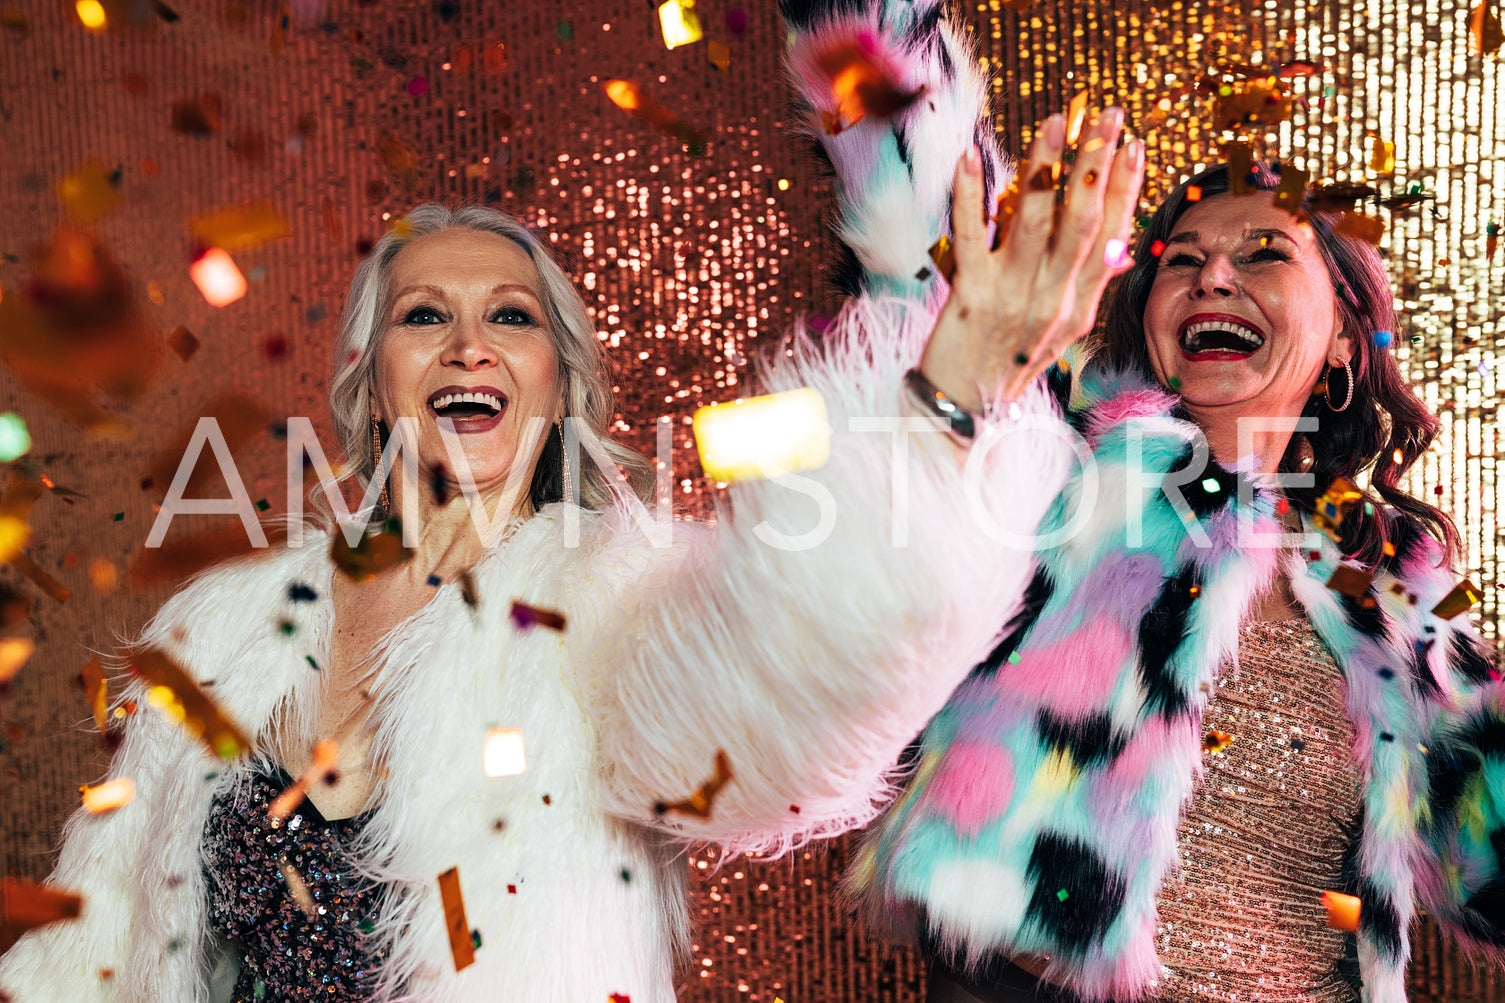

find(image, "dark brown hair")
[1091,162,1459,567]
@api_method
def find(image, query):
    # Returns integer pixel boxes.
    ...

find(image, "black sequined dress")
[201,763,386,1002]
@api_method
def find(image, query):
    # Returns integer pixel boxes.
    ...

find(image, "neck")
[1183,398,1305,480]
[385,466,536,577]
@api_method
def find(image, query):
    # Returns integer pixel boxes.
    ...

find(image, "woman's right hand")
[919,107,1145,410]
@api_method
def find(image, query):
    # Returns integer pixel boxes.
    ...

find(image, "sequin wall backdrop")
[0,1,1500,1001]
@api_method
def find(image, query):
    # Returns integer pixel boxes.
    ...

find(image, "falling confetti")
[1369,136,1396,174]
[693,388,830,483]
[437,867,477,971]
[1470,1,1504,55]
[0,638,34,685]
[129,649,253,760]
[509,601,566,631]
[1321,890,1361,931]
[278,858,317,917]
[80,777,134,813]
[56,160,119,225]
[805,31,925,135]
[1431,580,1481,620]
[189,248,247,307]
[0,878,82,940]
[268,740,339,821]
[1326,566,1375,599]
[0,413,30,461]
[603,80,709,151]
[78,655,109,732]
[1312,477,1363,541]
[655,749,733,819]
[1202,730,1234,754]
[926,233,957,282]
[330,518,414,581]
[1272,164,1308,215]
[189,201,291,253]
[166,326,200,362]
[657,0,702,50]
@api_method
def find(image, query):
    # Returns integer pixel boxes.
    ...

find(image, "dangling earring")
[371,414,391,516]
[1327,359,1354,413]
[557,420,573,504]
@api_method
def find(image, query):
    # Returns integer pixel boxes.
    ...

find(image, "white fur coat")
[0,302,1070,1003]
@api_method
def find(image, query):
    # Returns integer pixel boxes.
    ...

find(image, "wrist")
[903,368,980,442]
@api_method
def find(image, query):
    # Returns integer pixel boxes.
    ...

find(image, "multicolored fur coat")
[780,1,1505,1001]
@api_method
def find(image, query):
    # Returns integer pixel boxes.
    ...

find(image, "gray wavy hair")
[327,203,654,513]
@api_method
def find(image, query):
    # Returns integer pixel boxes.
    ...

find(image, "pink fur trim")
[1084,389,1177,445]
[1003,614,1134,719]
[923,741,1016,838]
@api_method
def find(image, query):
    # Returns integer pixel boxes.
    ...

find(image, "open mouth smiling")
[1177,314,1266,361]
[426,385,508,431]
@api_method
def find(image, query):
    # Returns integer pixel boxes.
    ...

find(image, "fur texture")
[0,293,1072,1002]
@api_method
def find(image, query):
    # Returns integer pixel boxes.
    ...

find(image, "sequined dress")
[201,764,386,1002]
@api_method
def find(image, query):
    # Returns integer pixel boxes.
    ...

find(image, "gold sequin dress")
[1153,617,1364,1002]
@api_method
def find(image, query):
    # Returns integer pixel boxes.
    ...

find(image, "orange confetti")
[1321,890,1361,931]
[437,867,477,971]
[1334,212,1386,244]
[1470,1,1504,55]
[811,36,925,135]
[655,749,733,819]
[80,777,134,813]
[57,161,119,226]
[1223,141,1253,196]
[330,519,414,582]
[1369,137,1395,175]
[1272,164,1309,215]
[268,740,340,821]
[0,637,34,684]
[189,200,291,253]
[0,878,83,941]
[278,859,317,917]
[1202,730,1234,754]
[189,248,246,307]
[1326,565,1375,599]
[79,655,109,732]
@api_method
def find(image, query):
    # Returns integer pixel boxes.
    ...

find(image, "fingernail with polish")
[1044,113,1066,149]
[965,145,983,174]
[1102,106,1124,133]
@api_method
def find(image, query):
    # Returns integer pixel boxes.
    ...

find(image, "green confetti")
[1056,888,1069,902]
[557,19,573,40]
[0,413,31,462]
[1008,651,1022,665]
[113,512,125,522]
[1201,477,1221,493]
[255,498,270,512]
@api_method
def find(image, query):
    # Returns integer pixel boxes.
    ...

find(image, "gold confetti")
[1222,141,1253,196]
[0,637,34,685]
[79,655,109,732]
[811,35,925,135]
[56,160,118,226]
[189,200,291,253]
[1431,580,1481,620]
[1065,91,1089,145]
[657,0,701,49]
[655,749,733,818]
[1272,164,1308,215]
[693,389,830,483]
[1369,136,1395,175]
[707,38,730,71]
[268,740,339,821]
[128,649,253,760]
[1202,730,1234,754]
[189,248,246,307]
[1312,477,1364,541]
[927,233,957,281]
[603,80,708,150]
[330,519,415,582]
[437,867,477,971]
[278,858,316,917]
[1470,1,1504,55]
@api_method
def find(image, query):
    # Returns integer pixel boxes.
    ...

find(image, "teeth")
[430,391,504,411]
[1181,320,1264,352]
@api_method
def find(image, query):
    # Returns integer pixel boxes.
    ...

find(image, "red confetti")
[1185,185,1203,202]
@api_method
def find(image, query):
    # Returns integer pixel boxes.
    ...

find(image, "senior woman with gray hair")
[0,26,1142,1003]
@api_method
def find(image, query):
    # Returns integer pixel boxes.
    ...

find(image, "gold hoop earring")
[557,420,573,504]
[1327,359,1354,413]
[371,414,391,516]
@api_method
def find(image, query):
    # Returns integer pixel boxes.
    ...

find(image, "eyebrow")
[391,282,542,301]
[1163,227,1298,248]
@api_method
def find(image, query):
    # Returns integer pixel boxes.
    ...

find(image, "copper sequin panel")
[1155,618,1363,1002]
[201,764,385,1002]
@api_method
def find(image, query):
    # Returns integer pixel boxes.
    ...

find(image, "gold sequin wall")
[0,1,1500,1001]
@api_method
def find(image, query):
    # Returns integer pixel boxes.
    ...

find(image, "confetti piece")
[1202,730,1233,754]
[406,76,428,96]
[129,649,253,760]
[0,878,82,940]
[268,2,289,55]
[707,38,730,71]
[436,867,477,971]
[810,33,925,135]
[79,655,108,732]
[657,0,702,49]
[189,249,247,307]
[603,80,709,151]
[655,749,733,819]
[170,94,223,135]
[509,601,566,631]
[268,740,339,821]
[0,414,29,462]
[1185,185,1202,202]
[1055,888,1070,902]
[926,234,957,282]
[1312,477,1363,541]
[1272,164,1308,215]
[1471,1,1504,56]
[693,388,830,483]
[80,777,134,813]
[1307,181,1376,213]
[1431,580,1481,620]
[1334,211,1385,244]
[57,161,119,226]
[1369,137,1395,175]
[1321,890,1361,931]
[1326,565,1375,598]
[1064,91,1089,145]
[190,200,291,253]
[6,550,70,604]
[483,727,526,777]
[1487,221,1499,260]
[167,326,200,361]
[0,637,34,685]
[330,519,414,581]
[1103,237,1130,269]
[1374,330,1393,349]
[1222,141,1254,196]
[610,993,632,1003]
[278,858,316,917]
[74,0,105,30]
[1277,59,1323,78]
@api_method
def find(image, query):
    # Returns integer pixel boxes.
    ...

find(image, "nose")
[441,314,497,369]
[1190,254,1239,299]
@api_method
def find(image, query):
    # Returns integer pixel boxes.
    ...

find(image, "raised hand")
[919,107,1145,410]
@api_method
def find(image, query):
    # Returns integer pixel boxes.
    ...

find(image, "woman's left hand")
[919,107,1145,409]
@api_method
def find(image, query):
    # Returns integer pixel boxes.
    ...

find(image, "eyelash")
[1162,247,1289,268]
[401,305,536,326]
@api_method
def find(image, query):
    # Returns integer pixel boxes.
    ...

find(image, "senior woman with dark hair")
[786,3,1505,1001]
[0,12,1144,1000]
